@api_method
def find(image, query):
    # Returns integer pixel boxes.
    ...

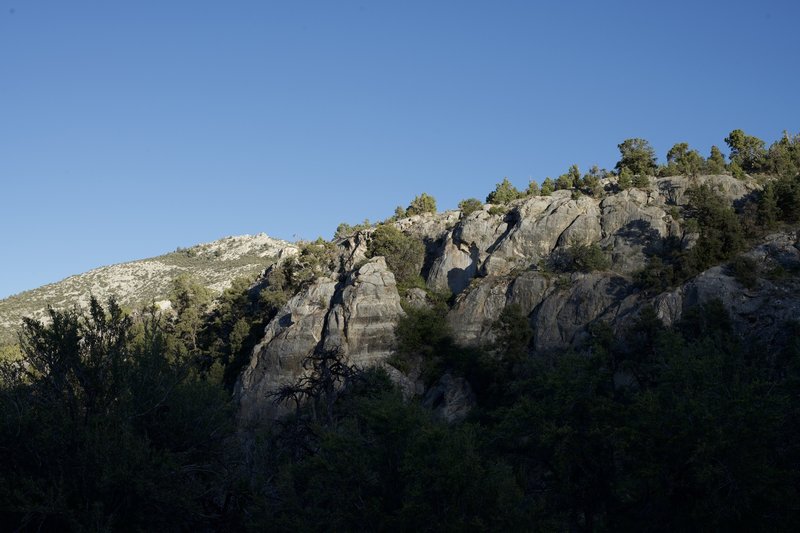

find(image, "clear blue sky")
[1,0,798,298]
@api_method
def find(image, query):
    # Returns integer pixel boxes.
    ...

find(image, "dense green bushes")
[769,172,800,223]
[405,192,437,216]
[766,131,800,178]
[457,197,483,216]
[486,177,524,204]
[367,224,425,289]
[637,184,748,293]
[252,364,524,532]
[685,184,745,270]
[553,240,610,273]
[254,297,800,531]
[4,290,798,530]
[0,298,236,530]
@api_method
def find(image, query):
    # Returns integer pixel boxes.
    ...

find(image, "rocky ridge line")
[235,175,800,424]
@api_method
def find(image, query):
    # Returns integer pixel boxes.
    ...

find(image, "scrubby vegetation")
[3,287,799,530]
[334,218,373,239]
[552,240,611,273]
[366,224,426,289]
[486,177,524,204]
[457,197,483,217]
[0,298,236,530]
[637,155,800,294]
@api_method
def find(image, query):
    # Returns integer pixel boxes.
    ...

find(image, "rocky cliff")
[237,257,405,423]
[235,175,800,424]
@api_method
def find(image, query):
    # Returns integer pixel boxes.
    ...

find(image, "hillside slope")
[0,233,298,344]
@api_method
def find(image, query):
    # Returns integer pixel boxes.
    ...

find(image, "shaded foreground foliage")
[2,293,800,531]
[243,301,800,531]
[0,298,237,530]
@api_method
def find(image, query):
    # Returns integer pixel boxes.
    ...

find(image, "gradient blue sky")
[1,0,799,298]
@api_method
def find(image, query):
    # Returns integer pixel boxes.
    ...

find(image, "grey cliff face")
[236,277,338,424]
[236,175,798,424]
[236,257,404,425]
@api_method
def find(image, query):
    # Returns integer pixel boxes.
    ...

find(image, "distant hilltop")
[0,233,298,344]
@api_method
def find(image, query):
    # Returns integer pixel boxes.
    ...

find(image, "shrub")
[486,178,522,204]
[540,177,555,196]
[367,225,425,288]
[632,172,650,189]
[758,182,780,228]
[283,238,339,288]
[458,198,483,217]
[491,304,532,363]
[406,193,437,216]
[488,204,508,216]
[706,145,727,174]
[0,344,22,363]
[725,129,766,173]
[730,161,747,180]
[335,219,372,239]
[391,303,451,381]
[555,165,581,190]
[394,304,450,358]
[553,240,610,273]
[765,131,800,178]
[730,255,758,289]
[685,184,744,272]
[555,173,573,190]
[773,173,800,222]
[616,138,657,176]
[580,167,603,196]
[618,167,633,190]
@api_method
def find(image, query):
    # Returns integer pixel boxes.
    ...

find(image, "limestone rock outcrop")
[235,175,799,426]
[236,278,338,424]
[236,257,404,425]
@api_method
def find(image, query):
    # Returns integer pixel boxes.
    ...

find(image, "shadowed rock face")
[236,257,404,425]
[653,231,800,345]
[423,372,476,423]
[236,175,799,424]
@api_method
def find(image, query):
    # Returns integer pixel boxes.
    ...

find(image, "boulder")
[426,236,479,294]
[426,209,509,294]
[422,372,476,423]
